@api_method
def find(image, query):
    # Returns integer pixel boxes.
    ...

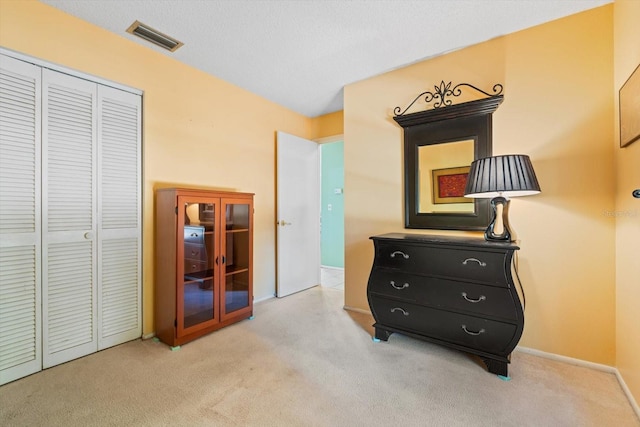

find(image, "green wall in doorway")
[320,141,344,268]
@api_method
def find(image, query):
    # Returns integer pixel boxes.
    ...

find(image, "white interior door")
[276,131,320,297]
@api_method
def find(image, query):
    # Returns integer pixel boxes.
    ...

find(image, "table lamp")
[464,154,541,242]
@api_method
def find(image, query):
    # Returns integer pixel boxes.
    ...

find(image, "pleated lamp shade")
[464,154,541,199]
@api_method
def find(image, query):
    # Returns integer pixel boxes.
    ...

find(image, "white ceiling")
[41,0,610,118]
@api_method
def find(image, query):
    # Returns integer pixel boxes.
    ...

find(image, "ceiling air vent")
[126,20,183,52]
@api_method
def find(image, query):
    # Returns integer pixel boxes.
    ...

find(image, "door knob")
[278,220,292,226]
[84,231,94,240]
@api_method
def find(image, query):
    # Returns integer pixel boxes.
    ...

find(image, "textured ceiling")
[41,0,610,118]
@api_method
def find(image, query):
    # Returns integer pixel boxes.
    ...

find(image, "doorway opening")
[319,140,344,290]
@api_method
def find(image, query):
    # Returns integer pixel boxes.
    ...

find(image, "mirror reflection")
[418,139,475,213]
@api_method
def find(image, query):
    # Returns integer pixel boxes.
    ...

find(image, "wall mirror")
[393,82,503,230]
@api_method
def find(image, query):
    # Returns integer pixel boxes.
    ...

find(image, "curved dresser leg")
[374,327,392,342]
[482,357,508,377]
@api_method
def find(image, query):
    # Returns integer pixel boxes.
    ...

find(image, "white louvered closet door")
[42,69,98,368]
[97,86,141,349]
[0,55,42,385]
[0,52,142,383]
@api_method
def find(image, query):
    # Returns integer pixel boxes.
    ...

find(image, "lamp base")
[485,196,512,242]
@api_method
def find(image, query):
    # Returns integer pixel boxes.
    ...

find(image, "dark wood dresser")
[367,233,523,377]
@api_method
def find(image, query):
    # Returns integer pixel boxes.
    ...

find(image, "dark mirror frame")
[394,96,503,230]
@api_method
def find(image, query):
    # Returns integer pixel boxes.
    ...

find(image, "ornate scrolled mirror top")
[393,81,503,230]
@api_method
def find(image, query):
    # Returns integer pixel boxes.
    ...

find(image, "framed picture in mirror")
[432,166,472,204]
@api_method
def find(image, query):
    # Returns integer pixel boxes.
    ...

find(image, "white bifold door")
[0,55,43,385]
[0,54,142,384]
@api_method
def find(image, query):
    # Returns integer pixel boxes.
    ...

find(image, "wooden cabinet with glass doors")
[155,188,254,347]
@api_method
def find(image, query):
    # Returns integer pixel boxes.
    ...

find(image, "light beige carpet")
[1,286,638,426]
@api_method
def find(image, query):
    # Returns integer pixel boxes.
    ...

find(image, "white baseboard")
[516,346,616,373]
[343,305,371,315]
[517,346,639,420]
[254,294,275,304]
[616,370,640,420]
[142,332,155,340]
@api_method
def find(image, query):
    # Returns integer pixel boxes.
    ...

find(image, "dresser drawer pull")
[190,233,199,237]
[462,258,486,267]
[390,251,409,259]
[390,307,409,316]
[461,292,486,303]
[461,325,485,336]
[390,281,409,290]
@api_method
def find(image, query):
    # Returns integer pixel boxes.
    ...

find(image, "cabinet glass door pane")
[224,202,250,314]
[183,201,217,329]
[225,271,249,313]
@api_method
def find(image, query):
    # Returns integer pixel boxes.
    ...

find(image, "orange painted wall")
[311,110,344,140]
[0,0,312,334]
[614,0,640,406]
[344,6,616,364]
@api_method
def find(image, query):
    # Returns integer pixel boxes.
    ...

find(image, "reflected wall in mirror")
[394,95,503,230]
[418,139,474,213]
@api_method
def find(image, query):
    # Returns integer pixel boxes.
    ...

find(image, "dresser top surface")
[370,233,519,250]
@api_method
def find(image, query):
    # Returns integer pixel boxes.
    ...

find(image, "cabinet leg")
[374,327,392,342]
[170,345,181,351]
[482,357,508,377]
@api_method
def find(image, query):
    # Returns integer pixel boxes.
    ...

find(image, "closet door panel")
[0,55,42,385]
[45,241,94,358]
[100,238,139,344]
[42,69,97,368]
[97,86,142,348]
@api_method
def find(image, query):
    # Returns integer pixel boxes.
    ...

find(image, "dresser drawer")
[184,243,207,262]
[184,260,208,274]
[370,295,517,355]
[368,268,519,321]
[374,241,507,286]
[184,225,205,244]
